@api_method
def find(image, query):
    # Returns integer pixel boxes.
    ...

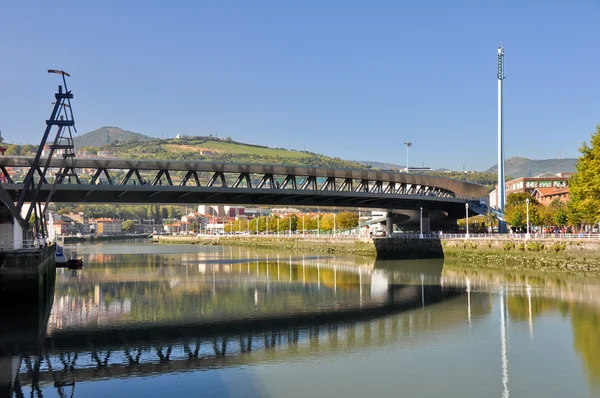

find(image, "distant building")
[197,205,244,218]
[490,172,573,209]
[94,218,122,235]
[532,187,570,206]
[52,220,69,236]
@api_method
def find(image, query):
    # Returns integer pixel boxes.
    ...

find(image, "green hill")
[98,134,367,169]
[74,126,155,148]
[485,157,577,178]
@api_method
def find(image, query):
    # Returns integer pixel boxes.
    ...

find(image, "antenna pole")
[497,47,506,233]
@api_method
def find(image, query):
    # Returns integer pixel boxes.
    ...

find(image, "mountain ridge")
[485,156,577,178]
[74,126,155,148]
[71,126,578,179]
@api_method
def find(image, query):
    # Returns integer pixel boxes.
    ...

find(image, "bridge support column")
[386,213,393,237]
[0,357,20,398]
[12,221,22,250]
[421,211,431,234]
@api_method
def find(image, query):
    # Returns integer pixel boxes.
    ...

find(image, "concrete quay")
[153,235,443,260]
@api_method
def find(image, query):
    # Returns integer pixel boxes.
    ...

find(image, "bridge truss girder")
[4,185,472,217]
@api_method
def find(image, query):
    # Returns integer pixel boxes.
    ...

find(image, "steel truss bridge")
[0,157,488,216]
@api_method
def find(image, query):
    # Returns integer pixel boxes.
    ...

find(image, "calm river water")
[3,241,600,397]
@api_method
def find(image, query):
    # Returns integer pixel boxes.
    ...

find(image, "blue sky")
[1,1,598,170]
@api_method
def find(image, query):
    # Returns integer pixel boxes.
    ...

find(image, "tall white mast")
[497,47,506,233]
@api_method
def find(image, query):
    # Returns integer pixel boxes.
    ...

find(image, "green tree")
[505,205,525,229]
[122,220,135,232]
[569,125,600,227]
[483,211,498,231]
[506,192,538,207]
[555,207,568,227]
[337,212,359,230]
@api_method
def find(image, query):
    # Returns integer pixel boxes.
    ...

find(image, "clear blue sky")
[1,1,598,171]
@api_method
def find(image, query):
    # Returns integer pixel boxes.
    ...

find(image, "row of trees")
[55,204,184,222]
[503,193,568,231]
[222,212,359,234]
[496,125,600,232]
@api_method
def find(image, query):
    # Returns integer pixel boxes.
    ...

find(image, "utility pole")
[497,46,507,233]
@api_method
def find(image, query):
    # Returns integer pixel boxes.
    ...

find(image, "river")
[2,240,600,397]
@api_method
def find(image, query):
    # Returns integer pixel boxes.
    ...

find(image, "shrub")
[552,242,567,252]
[526,242,542,252]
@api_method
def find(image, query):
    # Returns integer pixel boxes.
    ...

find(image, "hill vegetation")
[485,156,576,178]
[102,134,367,169]
[74,126,154,148]
[8,126,574,186]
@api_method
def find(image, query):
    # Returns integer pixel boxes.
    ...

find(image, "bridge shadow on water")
[0,257,479,398]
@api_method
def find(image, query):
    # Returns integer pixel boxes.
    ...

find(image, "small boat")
[56,250,67,265]
[66,252,84,269]
[56,248,84,269]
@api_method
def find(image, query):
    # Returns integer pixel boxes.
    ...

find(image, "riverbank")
[155,235,378,257]
[442,239,600,272]
[154,235,600,273]
[64,234,151,243]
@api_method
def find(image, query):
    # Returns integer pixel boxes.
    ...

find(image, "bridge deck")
[0,157,488,215]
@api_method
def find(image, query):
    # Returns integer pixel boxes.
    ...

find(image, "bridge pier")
[0,357,20,398]
[421,211,431,234]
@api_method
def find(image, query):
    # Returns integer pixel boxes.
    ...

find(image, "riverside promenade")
[154,233,600,271]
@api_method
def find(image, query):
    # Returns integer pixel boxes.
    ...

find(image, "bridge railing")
[440,233,600,240]
[207,232,363,240]
[366,232,600,241]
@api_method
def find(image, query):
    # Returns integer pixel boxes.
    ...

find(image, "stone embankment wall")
[0,244,56,298]
[156,235,377,257]
[442,239,600,272]
[155,235,442,260]
[154,235,600,272]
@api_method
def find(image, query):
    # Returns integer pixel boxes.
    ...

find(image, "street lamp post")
[526,198,530,239]
[334,212,337,237]
[403,142,412,172]
[419,207,423,239]
[317,212,320,237]
[465,203,470,238]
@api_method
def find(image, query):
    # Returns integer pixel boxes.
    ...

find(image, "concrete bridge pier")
[421,210,431,234]
[0,357,20,398]
[386,212,394,237]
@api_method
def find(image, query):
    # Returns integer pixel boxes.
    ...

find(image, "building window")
[539,181,552,188]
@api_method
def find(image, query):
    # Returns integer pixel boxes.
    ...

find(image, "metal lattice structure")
[14,70,78,243]
[0,157,489,216]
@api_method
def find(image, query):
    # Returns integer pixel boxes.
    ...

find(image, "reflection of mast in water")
[526,282,534,339]
[500,287,509,398]
[466,278,471,329]
[317,263,320,290]
[334,265,337,295]
[359,267,363,307]
[421,273,425,308]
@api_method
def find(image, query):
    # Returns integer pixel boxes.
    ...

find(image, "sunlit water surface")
[3,241,600,398]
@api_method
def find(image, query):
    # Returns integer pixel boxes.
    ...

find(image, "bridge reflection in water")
[1,256,490,397]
